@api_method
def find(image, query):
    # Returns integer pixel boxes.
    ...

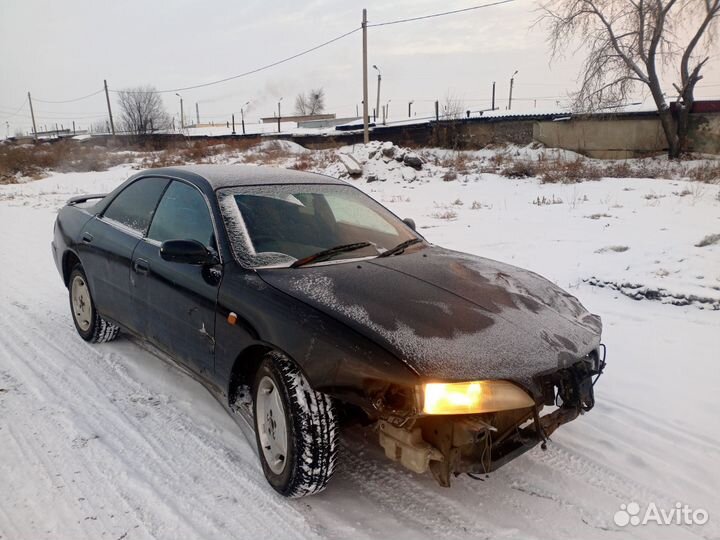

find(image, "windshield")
[218,183,418,268]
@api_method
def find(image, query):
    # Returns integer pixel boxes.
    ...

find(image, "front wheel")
[68,265,119,343]
[252,352,339,497]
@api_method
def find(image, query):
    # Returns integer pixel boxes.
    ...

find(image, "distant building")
[260,113,336,124]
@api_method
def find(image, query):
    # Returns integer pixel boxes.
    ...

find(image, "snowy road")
[1,166,719,539]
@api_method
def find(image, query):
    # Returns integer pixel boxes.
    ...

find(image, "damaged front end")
[376,348,606,487]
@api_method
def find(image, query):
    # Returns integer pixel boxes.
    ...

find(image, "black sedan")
[52,164,605,497]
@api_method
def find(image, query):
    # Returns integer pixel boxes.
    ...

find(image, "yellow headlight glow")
[422,380,534,415]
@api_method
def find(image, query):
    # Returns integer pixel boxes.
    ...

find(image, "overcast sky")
[1,0,719,135]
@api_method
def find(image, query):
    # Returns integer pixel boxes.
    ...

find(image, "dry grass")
[287,152,332,171]
[139,139,255,168]
[532,194,563,206]
[502,160,539,178]
[537,159,602,184]
[431,209,458,220]
[0,141,129,183]
[437,152,472,175]
[684,162,720,183]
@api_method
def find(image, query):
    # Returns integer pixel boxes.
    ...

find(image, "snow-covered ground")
[1,152,719,539]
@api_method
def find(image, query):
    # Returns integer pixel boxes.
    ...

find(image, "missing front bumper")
[377,355,605,487]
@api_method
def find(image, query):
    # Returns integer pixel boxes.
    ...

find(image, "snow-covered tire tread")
[69,265,120,344]
[254,351,339,497]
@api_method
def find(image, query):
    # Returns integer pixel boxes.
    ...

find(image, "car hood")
[257,246,602,394]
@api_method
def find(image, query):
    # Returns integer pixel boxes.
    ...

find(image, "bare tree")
[294,88,326,116]
[116,86,171,136]
[541,0,720,157]
[443,91,466,120]
[91,119,109,134]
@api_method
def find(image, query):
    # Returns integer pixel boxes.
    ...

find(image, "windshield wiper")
[377,238,423,258]
[290,242,374,268]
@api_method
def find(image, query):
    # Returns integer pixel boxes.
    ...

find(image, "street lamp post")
[277,97,283,133]
[175,93,184,130]
[372,65,382,127]
[408,100,414,118]
[508,70,518,110]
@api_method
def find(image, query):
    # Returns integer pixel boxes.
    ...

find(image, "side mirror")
[402,217,416,231]
[160,239,218,265]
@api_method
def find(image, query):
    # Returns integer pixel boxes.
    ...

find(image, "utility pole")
[362,8,369,144]
[196,102,200,126]
[27,92,38,141]
[435,100,439,121]
[241,102,249,135]
[277,97,283,133]
[508,70,518,110]
[373,65,381,127]
[232,114,236,135]
[176,93,184,129]
[104,79,115,135]
[72,120,76,135]
[492,81,496,111]
[408,100,414,118]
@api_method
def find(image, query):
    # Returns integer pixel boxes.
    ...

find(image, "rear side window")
[103,177,169,234]
[148,181,215,248]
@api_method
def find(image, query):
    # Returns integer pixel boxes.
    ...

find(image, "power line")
[0,99,27,120]
[368,0,516,27]
[112,27,361,95]
[8,2,518,105]
[32,89,104,104]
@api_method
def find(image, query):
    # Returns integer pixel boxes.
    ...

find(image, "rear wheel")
[69,265,119,343]
[252,352,339,497]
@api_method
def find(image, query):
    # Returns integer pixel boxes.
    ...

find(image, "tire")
[252,351,339,497]
[68,264,120,344]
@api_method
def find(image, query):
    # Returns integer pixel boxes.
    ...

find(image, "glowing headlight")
[422,380,534,415]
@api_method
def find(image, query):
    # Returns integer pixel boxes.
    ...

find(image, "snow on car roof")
[151,164,346,190]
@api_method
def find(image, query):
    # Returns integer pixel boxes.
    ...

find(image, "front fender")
[213,265,420,408]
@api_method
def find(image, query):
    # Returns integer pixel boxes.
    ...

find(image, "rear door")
[78,177,169,330]
[130,180,221,376]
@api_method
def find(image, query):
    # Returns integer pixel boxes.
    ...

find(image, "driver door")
[131,180,221,376]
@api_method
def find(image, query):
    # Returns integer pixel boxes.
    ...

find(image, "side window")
[148,181,215,249]
[103,177,169,234]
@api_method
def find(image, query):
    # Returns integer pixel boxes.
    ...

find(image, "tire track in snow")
[0,298,322,540]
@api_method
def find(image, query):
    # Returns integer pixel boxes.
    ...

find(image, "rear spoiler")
[67,193,107,206]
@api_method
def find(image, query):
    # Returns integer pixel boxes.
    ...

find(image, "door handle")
[133,258,150,275]
[81,232,94,244]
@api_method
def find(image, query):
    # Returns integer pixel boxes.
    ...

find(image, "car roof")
[143,164,347,190]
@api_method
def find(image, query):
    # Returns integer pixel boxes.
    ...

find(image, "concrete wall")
[533,113,720,158]
[429,119,535,148]
[688,113,720,154]
[76,112,720,157]
[533,116,667,158]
